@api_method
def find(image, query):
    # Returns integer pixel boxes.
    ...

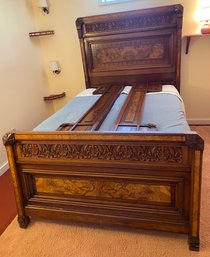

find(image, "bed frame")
[3,5,204,251]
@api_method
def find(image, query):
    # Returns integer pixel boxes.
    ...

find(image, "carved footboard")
[3,131,203,251]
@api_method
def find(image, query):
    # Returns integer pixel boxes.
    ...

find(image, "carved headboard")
[76,4,183,91]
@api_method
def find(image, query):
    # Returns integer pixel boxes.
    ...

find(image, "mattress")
[34,85,190,133]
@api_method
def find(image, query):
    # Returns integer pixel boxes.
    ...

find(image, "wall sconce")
[39,0,49,14]
[200,6,210,34]
[50,61,61,75]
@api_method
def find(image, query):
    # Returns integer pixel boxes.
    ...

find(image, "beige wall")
[32,0,210,121]
[0,0,54,174]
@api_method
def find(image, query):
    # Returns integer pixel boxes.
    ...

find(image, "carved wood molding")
[85,14,173,34]
[18,143,183,163]
[76,5,183,37]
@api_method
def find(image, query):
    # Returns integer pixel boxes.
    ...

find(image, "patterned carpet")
[0,127,209,257]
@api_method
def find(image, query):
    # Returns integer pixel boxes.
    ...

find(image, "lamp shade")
[200,6,210,22]
[50,61,61,74]
[39,0,48,8]
[200,6,210,34]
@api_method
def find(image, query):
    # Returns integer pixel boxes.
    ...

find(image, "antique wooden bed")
[3,5,204,251]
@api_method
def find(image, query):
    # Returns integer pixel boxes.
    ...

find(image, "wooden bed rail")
[57,84,162,132]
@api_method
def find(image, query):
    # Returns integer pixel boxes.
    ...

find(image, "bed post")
[76,17,91,89]
[174,4,183,92]
[186,134,204,251]
[3,131,30,228]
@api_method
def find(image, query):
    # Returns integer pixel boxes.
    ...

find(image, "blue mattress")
[34,86,190,133]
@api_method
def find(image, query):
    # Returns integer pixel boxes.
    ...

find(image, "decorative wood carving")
[18,143,183,163]
[84,14,174,35]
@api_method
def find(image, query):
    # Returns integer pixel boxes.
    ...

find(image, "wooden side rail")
[113,83,162,131]
[113,85,147,131]
[57,83,162,132]
[57,85,123,131]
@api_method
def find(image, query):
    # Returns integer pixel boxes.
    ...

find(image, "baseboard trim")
[187,119,210,125]
[0,161,9,176]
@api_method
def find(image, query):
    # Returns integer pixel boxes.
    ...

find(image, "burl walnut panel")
[35,177,171,204]
[87,33,173,72]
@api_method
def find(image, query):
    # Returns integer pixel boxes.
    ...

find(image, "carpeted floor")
[0,126,209,257]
